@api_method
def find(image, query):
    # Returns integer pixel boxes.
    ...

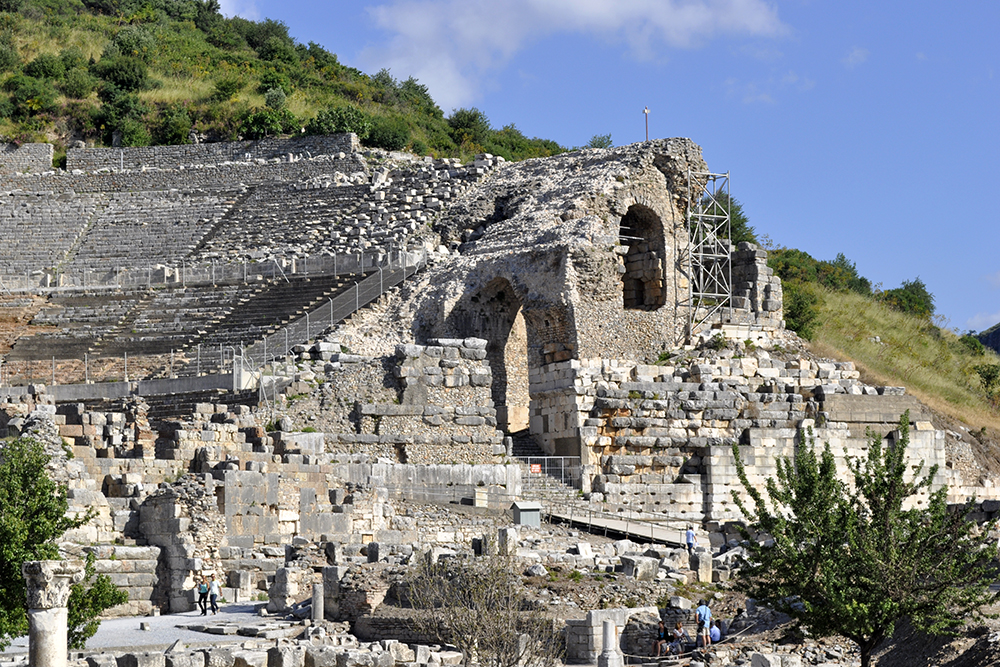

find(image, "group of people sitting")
[651,599,723,657]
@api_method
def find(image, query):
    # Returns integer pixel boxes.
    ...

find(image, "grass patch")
[811,287,1000,430]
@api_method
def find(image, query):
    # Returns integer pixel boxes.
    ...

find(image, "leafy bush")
[959,334,986,356]
[60,68,98,98]
[974,364,1000,396]
[783,280,820,340]
[239,106,296,139]
[66,553,128,649]
[152,104,191,145]
[264,86,285,110]
[448,107,491,146]
[305,105,370,137]
[881,277,935,318]
[257,35,298,64]
[59,47,87,71]
[6,74,57,116]
[365,115,409,151]
[105,26,155,63]
[882,277,934,317]
[24,52,65,79]
[206,23,244,50]
[257,69,291,96]
[230,16,290,51]
[0,42,19,72]
[93,55,149,92]
[212,75,242,101]
[769,248,872,296]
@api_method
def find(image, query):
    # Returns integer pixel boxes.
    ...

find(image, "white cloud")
[219,0,259,19]
[363,0,788,111]
[967,310,1000,332]
[986,270,1000,289]
[842,46,869,68]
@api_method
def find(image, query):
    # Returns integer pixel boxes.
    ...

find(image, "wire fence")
[0,248,402,293]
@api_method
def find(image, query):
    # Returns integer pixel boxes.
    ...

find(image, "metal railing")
[241,249,426,368]
[519,456,583,490]
[0,248,401,293]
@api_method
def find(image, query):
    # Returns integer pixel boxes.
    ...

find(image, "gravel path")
[1,603,266,655]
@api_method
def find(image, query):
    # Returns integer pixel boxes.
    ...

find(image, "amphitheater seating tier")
[0,192,105,275]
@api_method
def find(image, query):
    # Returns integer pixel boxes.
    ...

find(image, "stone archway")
[619,204,666,310]
[467,278,530,433]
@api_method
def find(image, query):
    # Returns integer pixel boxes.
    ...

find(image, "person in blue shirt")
[709,620,722,643]
[695,599,712,648]
[685,526,697,554]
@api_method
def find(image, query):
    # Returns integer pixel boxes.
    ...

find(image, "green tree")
[305,105,370,138]
[0,438,125,650]
[586,133,612,149]
[699,191,757,246]
[732,413,999,667]
[782,280,820,340]
[448,107,491,147]
[882,277,935,318]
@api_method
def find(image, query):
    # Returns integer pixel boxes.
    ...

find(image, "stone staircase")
[167,272,364,376]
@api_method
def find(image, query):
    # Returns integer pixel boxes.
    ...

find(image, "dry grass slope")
[809,287,1000,433]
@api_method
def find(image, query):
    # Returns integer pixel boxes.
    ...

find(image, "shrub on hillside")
[263,86,285,110]
[206,23,245,50]
[448,107,491,146]
[257,35,298,64]
[959,333,986,356]
[152,104,191,145]
[104,26,155,64]
[24,53,65,79]
[239,106,296,139]
[5,74,57,117]
[60,68,98,98]
[783,280,820,340]
[93,55,149,92]
[364,115,409,151]
[212,76,242,101]
[59,47,87,71]
[0,42,19,72]
[257,69,291,96]
[768,248,872,296]
[305,105,370,138]
[882,277,935,318]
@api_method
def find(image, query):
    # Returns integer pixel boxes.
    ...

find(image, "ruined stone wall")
[0,142,52,173]
[65,134,359,172]
[281,338,506,464]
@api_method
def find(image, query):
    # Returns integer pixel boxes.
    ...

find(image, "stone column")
[22,560,85,667]
[597,619,622,667]
[312,583,324,622]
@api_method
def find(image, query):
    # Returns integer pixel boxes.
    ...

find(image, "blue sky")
[220,0,999,333]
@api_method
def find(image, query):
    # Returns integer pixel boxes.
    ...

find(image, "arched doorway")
[619,204,666,310]
[469,278,530,433]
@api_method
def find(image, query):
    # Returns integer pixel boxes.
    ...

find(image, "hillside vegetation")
[0,0,565,164]
[763,245,1000,433]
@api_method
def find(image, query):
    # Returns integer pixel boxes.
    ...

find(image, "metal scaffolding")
[684,171,732,337]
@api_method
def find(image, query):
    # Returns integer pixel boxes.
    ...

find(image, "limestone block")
[267,646,305,667]
[118,653,167,667]
[233,652,267,667]
[304,647,339,667]
[620,556,659,581]
[165,653,206,667]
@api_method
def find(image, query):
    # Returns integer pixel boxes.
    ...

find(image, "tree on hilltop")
[732,412,999,667]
